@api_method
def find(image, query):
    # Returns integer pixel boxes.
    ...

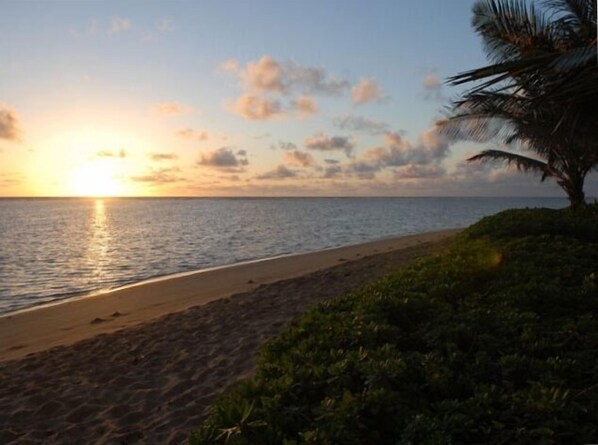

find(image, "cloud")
[383,131,411,150]
[423,73,441,90]
[256,164,297,180]
[304,134,354,157]
[96,149,126,158]
[152,102,194,117]
[243,56,285,93]
[158,19,174,33]
[224,55,350,96]
[285,62,349,95]
[283,150,317,168]
[0,173,23,186]
[177,128,209,141]
[273,141,298,151]
[344,123,451,180]
[109,17,131,34]
[231,94,282,120]
[220,59,240,72]
[416,125,450,162]
[323,165,342,178]
[0,104,21,141]
[291,96,317,117]
[348,160,381,179]
[352,79,383,105]
[423,72,447,101]
[364,127,448,168]
[197,147,249,172]
[333,115,389,135]
[130,167,183,184]
[394,164,445,179]
[224,56,350,121]
[150,152,178,161]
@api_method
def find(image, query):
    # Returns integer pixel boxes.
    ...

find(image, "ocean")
[0,197,567,314]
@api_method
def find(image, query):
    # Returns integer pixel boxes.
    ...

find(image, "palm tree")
[445,0,598,207]
[446,85,597,207]
[451,0,597,123]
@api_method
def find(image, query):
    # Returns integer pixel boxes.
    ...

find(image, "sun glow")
[31,125,154,197]
[70,163,124,197]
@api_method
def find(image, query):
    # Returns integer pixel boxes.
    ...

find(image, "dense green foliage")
[192,206,598,444]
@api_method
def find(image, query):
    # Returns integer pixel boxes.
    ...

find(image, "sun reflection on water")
[87,199,111,278]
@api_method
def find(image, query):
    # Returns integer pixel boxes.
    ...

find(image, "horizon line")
[0,195,569,200]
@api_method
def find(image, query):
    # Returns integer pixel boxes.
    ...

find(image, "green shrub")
[191,207,598,444]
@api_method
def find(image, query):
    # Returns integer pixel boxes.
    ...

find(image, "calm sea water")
[0,197,566,314]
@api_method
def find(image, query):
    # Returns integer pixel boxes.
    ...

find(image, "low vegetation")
[192,205,598,444]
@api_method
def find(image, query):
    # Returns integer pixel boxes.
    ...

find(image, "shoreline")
[0,229,458,444]
[0,229,459,363]
[3,229,455,317]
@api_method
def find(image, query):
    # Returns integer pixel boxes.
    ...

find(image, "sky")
[1,0,596,198]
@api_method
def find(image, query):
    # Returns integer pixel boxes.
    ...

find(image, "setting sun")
[70,163,123,197]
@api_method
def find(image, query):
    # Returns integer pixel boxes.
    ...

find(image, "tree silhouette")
[444,0,597,207]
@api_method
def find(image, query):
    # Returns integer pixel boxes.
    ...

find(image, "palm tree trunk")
[565,171,587,208]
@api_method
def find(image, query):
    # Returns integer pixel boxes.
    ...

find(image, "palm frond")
[543,0,597,30]
[468,149,550,177]
[473,0,557,63]
[549,46,596,71]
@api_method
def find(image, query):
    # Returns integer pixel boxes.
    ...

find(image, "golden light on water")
[88,199,111,277]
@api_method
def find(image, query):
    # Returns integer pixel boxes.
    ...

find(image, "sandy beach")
[0,230,457,444]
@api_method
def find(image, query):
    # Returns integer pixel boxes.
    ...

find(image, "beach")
[0,230,457,444]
